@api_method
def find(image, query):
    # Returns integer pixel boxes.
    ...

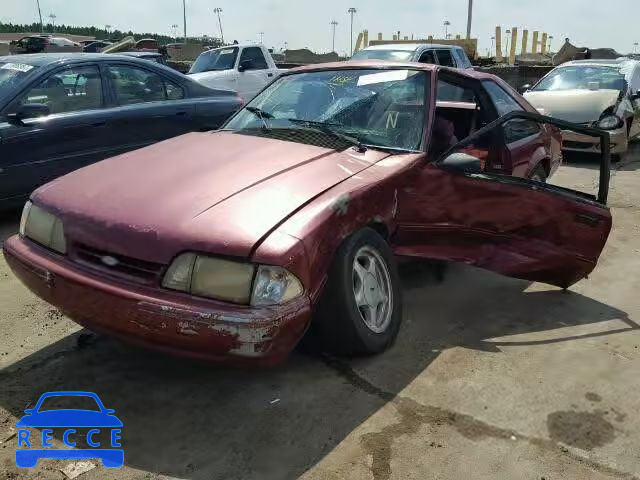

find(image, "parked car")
[4,62,611,366]
[82,40,112,53]
[352,43,474,69]
[118,51,167,65]
[135,38,159,51]
[523,59,640,160]
[188,43,285,100]
[0,53,243,208]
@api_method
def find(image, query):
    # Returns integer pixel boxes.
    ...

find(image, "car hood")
[16,410,123,428]
[33,131,389,263]
[523,89,620,124]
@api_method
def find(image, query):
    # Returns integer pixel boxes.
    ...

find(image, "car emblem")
[101,256,119,267]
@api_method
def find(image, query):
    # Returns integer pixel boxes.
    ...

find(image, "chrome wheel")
[352,246,393,333]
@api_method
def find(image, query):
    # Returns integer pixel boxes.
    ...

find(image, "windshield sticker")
[357,70,409,87]
[328,74,357,86]
[220,49,234,55]
[1,63,34,73]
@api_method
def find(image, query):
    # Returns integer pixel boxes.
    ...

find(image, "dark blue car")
[16,391,123,468]
[0,53,243,208]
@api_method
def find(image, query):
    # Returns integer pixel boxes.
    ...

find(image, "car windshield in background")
[0,61,36,91]
[189,47,239,73]
[225,68,428,152]
[533,66,627,92]
[351,50,414,62]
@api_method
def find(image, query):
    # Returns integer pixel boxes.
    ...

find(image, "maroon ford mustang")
[4,62,612,365]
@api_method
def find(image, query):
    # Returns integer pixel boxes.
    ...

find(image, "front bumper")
[3,236,311,366]
[562,126,627,155]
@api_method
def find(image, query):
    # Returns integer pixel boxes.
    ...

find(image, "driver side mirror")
[238,59,253,72]
[7,103,50,125]
[519,84,532,94]
[440,152,483,173]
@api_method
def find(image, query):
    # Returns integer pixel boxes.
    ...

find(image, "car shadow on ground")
[0,210,20,245]
[0,263,635,480]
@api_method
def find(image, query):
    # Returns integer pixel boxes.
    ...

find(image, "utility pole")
[466,0,473,39]
[35,0,43,32]
[183,0,187,44]
[213,8,224,44]
[49,13,57,33]
[331,20,338,53]
[348,8,357,56]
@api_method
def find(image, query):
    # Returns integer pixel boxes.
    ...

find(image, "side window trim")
[106,62,185,105]
[11,63,105,115]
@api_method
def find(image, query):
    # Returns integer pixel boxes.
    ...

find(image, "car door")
[104,62,195,153]
[236,47,273,100]
[0,63,112,203]
[394,110,612,289]
[482,79,553,178]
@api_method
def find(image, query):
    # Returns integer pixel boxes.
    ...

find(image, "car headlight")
[597,115,623,130]
[19,201,67,254]
[162,254,303,306]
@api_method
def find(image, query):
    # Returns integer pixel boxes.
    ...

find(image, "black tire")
[311,228,403,356]
[530,164,548,183]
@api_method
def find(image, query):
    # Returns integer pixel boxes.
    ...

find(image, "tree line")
[0,22,222,46]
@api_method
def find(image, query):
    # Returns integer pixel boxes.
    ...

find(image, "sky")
[2,0,638,56]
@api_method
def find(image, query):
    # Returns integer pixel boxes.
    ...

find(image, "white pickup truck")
[187,44,284,101]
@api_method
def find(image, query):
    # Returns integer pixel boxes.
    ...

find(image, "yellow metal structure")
[541,32,548,55]
[521,30,529,56]
[495,26,503,62]
[532,31,539,54]
[509,27,518,65]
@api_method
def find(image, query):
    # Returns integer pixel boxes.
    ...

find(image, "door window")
[239,47,268,70]
[107,65,184,105]
[483,80,540,142]
[435,49,455,67]
[418,50,437,64]
[18,65,103,114]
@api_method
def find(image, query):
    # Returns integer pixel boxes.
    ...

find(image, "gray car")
[351,43,473,69]
[524,59,640,160]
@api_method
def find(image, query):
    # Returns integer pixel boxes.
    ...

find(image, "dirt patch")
[547,410,616,451]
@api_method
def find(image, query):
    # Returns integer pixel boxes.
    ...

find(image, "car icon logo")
[15,391,124,469]
[101,256,119,267]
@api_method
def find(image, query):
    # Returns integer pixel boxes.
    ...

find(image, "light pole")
[105,24,111,40]
[490,36,495,57]
[443,20,451,39]
[348,7,357,56]
[259,31,265,44]
[466,0,473,39]
[182,0,187,44]
[171,24,178,41]
[505,29,511,58]
[213,8,224,44]
[49,13,57,33]
[331,20,338,53]
[35,0,43,32]
[548,35,554,52]
[634,42,639,54]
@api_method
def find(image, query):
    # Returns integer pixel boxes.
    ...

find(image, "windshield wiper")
[287,119,366,152]
[246,106,274,129]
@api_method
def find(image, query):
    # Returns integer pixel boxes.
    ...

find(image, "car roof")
[0,52,160,67]
[120,51,162,57]
[564,59,639,68]
[361,43,459,52]
[288,60,489,79]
